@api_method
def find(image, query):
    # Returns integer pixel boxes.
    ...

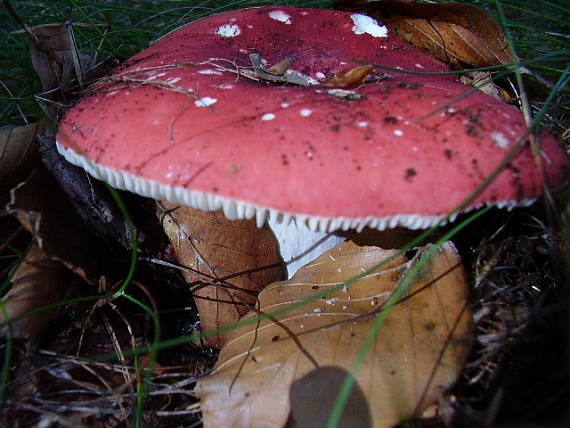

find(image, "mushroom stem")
[268,218,345,278]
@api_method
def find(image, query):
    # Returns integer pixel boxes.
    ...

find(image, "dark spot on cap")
[444,149,453,159]
[281,154,289,165]
[384,116,398,124]
[397,81,421,89]
[405,168,417,181]
[331,124,341,132]
[272,335,280,342]
[466,124,479,136]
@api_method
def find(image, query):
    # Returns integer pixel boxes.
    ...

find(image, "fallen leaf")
[25,22,95,119]
[0,122,42,197]
[334,0,514,68]
[196,240,472,427]
[8,167,106,283]
[29,23,94,93]
[248,52,317,87]
[1,244,79,341]
[323,65,374,88]
[157,202,285,348]
[460,71,511,101]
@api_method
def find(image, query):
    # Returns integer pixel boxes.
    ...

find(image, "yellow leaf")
[196,240,472,427]
[158,201,284,348]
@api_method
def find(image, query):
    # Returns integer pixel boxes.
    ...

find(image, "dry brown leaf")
[26,23,94,119]
[323,65,374,88]
[196,240,472,427]
[334,0,513,68]
[1,244,79,341]
[460,71,511,101]
[8,167,105,282]
[157,202,285,348]
[0,122,41,197]
[29,23,93,93]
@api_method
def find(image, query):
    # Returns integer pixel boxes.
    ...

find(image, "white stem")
[268,218,346,278]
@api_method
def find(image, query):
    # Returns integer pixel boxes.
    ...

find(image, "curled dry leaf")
[334,0,514,68]
[25,23,94,119]
[323,65,375,88]
[0,122,42,196]
[29,23,94,93]
[157,201,284,348]
[196,240,472,427]
[1,244,79,341]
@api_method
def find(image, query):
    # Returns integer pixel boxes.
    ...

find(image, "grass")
[0,0,569,426]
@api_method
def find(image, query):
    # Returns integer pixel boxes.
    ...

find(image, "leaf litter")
[1,2,567,426]
[196,241,472,428]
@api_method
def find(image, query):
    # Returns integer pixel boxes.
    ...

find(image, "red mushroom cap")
[56,6,568,232]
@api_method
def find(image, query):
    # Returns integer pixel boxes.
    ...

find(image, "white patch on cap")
[216,24,241,38]
[261,113,276,121]
[327,89,358,97]
[491,131,510,148]
[268,10,292,24]
[299,108,312,117]
[357,122,368,127]
[351,14,387,38]
[315,72,326,79]
[394,129,404,136]
[195,97,218,107]
[281,103,289,108]
[198,69,223,75]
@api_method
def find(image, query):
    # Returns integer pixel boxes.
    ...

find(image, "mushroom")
[56,6,568,317]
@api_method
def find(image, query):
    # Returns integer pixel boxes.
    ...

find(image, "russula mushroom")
[57,8,568,279]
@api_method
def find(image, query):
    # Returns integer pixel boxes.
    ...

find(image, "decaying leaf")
[196,241,472,427]
[323,65,374,88]
[460,71,511,101]
[1,244,79,341]
[0,122,42,196]
[267,58,296,76]
[334,0,514,68]
[24,22,95,119]
[8,167,105,283]
[249,53,318,87]
[157,202,285,348]
[28,23,94,93]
